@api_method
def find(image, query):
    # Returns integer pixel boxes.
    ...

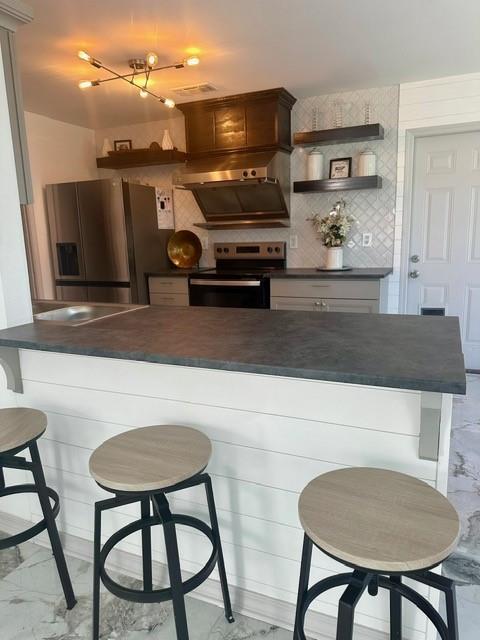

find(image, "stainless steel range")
[189,242,286,309]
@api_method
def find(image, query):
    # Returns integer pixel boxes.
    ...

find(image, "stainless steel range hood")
[173,151,291,229]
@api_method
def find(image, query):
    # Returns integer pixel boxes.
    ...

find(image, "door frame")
[399,121,480,313]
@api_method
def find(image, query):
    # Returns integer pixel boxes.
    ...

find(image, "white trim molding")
[0,0,33,31]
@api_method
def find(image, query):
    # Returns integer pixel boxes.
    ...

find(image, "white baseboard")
[0,511,387,640]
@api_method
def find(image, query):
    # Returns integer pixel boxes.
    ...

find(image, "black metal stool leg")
[336,571,370,640]
[410,571,459,640]
[153,493,189,640]
[389,575,402,640]
[92,502,102,640]
[29,441,76,610]
[294,534,313,640]
[203,474,234,623]
[444,581,459,640]
[141,497,153,591]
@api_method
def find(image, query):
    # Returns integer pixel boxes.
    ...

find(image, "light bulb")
[78,80,93,89]
[164,98,176,109]
[146,52,158,67]
[139,89,149,98]
[78,50,92,62]
[185,55,200,66]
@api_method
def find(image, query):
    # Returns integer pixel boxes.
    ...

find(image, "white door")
[406,131,480,369]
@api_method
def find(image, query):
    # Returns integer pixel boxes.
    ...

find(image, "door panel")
[45,182,85,280]
[77,180,129,282]
[468,186,480,262]
[422,189,452,262]
[407,131,480,368]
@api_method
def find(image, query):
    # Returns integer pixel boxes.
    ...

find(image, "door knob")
[409,270,420,279]
[411,254,420,263]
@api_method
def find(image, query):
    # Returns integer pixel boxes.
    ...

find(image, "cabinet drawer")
[271,297,379,313]
[270,278,380,300]
[148,277,188,295]
[149,292,189,307]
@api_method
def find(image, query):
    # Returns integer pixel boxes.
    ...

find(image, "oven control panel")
[214,242,286,259]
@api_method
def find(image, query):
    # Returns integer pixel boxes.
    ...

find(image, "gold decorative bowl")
[167,230,202,268]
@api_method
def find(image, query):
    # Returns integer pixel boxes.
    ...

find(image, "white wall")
[390,73,480,313]
[25,112,98,298]
[0,45,31,329]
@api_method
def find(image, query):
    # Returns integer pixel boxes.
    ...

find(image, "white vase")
[325,246,343,270]
[101,138,112,156]
[306,150,324,180]
[358,150,377,176]
[161,129,174,150]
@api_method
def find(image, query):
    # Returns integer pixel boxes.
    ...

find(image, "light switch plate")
[289,235,298,249]
[362,233,373,247]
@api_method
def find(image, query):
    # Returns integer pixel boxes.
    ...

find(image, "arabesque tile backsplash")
[96,85,399,268]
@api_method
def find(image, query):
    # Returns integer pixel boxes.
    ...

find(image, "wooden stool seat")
[298,467,460,573]
[89,425,212,493]
[0,408,47,453]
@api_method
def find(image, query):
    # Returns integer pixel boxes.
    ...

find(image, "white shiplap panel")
[19,350,421,435]
[33,407,434,480]
[37,436,341,496]
[400,75,480,106]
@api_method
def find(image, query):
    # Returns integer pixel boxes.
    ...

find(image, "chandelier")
[77,50,200,109]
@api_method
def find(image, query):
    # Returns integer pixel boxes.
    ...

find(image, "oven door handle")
[190,279,261,287]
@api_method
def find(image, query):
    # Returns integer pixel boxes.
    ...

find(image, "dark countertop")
[270,267,392,279]
[148,267,392,279]
[0,306,465,394]
[147,268,208,277]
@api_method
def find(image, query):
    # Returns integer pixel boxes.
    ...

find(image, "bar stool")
[0,407,76,609]
[293,467,460,640]
[89,424,234,640]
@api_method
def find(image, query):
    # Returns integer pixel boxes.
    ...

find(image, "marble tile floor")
[0,540,291,640]
[443,373,480,639]
[0,374,478,639]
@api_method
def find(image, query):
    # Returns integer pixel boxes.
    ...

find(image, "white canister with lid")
[358,150,377,176]
[306,149,324,180]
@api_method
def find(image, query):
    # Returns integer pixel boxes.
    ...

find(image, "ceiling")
[16,0,480,130]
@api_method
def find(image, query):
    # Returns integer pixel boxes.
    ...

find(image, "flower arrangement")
[310,199,356,247]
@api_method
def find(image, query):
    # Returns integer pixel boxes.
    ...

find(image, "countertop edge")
[0,337,465,395]
[147,268,394,279]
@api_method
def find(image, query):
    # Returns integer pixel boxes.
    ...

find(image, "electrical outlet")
[362,233,373,247]
[289,235,298,249]
[201,236,209,251]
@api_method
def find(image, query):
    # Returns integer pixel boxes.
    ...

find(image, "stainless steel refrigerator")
[46,179,173,304]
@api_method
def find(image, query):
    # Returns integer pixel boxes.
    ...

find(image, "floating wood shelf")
[294,175,382,193]
[96,149,187,170]
[294,123,384,147]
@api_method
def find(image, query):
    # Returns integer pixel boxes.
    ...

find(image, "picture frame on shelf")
[114,139,132,152]
[329,157,352,179]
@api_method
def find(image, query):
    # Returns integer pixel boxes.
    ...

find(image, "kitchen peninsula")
[0,307,465,640]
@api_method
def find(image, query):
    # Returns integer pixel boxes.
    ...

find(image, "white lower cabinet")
[270,278,384,313]
[149,292,189,307]
[148,277,189,306]
[272,297,379,313]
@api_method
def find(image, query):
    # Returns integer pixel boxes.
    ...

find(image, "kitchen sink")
[34,304,145,326]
